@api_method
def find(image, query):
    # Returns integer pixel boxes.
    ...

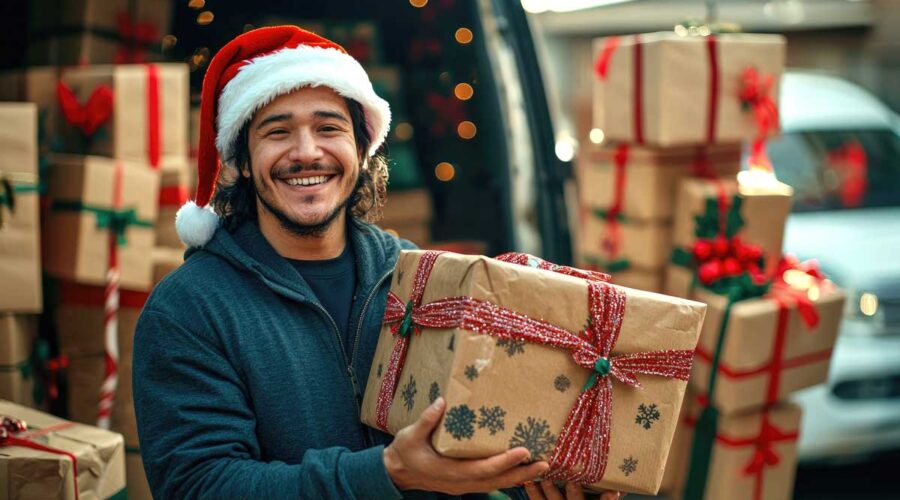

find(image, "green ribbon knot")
[398,300,415,338]
[582,356,611,392]
[51,200,153,246]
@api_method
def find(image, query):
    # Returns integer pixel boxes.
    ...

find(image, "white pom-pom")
[175,201,220,247]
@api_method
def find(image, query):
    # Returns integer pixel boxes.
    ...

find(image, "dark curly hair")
[211,97,388,232]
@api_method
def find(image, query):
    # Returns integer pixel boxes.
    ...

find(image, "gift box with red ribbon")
[0,103,43,313]
[0,399,127,500]
[55,63,189,170]
[661,394,801,500]
[0,315,38,407]
[593,32,785,148]
[56,282,148,447]
[43,154,160,291]
[155,159,193,249]
[27,0,172,66]
[361,250,706,494]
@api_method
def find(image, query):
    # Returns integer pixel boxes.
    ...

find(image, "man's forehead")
[251,86,350,122]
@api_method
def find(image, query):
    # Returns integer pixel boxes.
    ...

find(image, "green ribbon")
[51,200,153,245]
[582,254,631,273]
[0,360,32,379]
[397,300,415,338]
[581,356,611,392]
[591,208,626,223]
[0,179,42,214]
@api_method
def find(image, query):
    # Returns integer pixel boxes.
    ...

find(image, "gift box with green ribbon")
[361,251,706,494]
[43,154,159,291]
[0,314,38,407]
[0,102,43,313]
[0,399,127,500]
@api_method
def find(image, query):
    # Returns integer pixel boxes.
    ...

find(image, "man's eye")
[267,129,288,136]
[320,125,342,132]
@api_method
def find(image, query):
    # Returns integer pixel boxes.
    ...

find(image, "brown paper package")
[689,286,844,416]
[0,399,127,500]
[360,251,706,494]
[0,103,42,312]
[578,211,672,270]
[43,154,160,291]
[576,144,742,222]
[382,188,433,226]
[55,64,189,166]
[672,177,793,276]
[155,160,193,249]
[57,302,143,446]
[595,32,786,147]
[0,68,61,145]
[0,314,38,406]
[660,395,801,500]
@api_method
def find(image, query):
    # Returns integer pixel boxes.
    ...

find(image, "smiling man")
[131,26,565,499]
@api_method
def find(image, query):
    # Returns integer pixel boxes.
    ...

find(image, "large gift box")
[576,144,742,222]
[0,103,43,312]
[361,251,706,494]
[594,32,785,147]
[0,315,38,406]
[0,399,126,499]
[55,64,189,168]
[43,154,160,291]
[667,174,793,297]
[578,208,671,271]
[28,0,172,66]
[56,282,146,446]
[661,395,802,500]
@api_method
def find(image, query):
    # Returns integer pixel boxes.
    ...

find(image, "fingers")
[408,397,446,440]
[524,481,545,500]
[599,492,623,500]
[564,482,585,500]
[454,447,532,479]
[540,479,564,500]
[478,460,549,491]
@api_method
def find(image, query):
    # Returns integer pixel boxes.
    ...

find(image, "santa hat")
[176,25,391,247]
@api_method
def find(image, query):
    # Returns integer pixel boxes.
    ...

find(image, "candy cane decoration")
[97,162,124,429]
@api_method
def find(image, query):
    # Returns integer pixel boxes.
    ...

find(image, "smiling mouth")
[282,175,335,187]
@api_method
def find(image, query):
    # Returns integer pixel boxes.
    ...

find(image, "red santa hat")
[176,25,391,247]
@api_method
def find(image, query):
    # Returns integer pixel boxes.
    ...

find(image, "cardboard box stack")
[580,30,848,500]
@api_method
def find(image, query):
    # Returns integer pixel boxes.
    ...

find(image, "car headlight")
[843,289,888,336]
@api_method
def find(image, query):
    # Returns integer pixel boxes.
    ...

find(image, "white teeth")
[286,175,329,186]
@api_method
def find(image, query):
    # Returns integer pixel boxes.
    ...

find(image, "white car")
[771,72,900,463]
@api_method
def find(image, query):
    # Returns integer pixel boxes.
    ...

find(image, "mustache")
[271,162,342,178]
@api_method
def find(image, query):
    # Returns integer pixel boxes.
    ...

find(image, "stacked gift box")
[580,30,848,500]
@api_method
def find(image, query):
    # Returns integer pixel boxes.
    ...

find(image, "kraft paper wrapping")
[672,177,793,276]
[0,103,42,313]
[0,399,126,500]
[43,154,160,291]
[361,251,706,494]
[155,161,192,249]
[576,144,742,222]
[689,286,844,416]
[0,68,61,145]
[661,397,801,500]
[382,188,433,226]
[607,268,665,294]
[0,315,38,406]
[595,32,786,147]
[56,64,189,168]
[578,212,672,270]
[57,300,142,446]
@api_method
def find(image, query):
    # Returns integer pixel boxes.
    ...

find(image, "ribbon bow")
[739,67,779,171]
[95,208,141,246]
[114,13,159,64]
[742,419,793,475]
[377,251,694,484]
[1,416,81,500]
[770,255,826,329]
[56,82,114,137]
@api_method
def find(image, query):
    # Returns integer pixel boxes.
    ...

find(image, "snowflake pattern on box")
[464,364,479,381]
[508,417,556,460]
[619,456,638,476]
[377,363,383,378]
[635,403,660,430]
[428,382,440,404]
[477,405,507,435]
[553,374,571,393]
[496,338,526,357]
[444,405,476,440]
[448,335,455,352]
[400,375,417,412]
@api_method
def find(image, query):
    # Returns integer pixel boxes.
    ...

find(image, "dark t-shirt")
[287,244,357,358]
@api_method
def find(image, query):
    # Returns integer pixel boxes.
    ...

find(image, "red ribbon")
[59,281,149,310]
[740,68,779,171]
[826,141,868,208]
[1,417,80,500]
[146,65,161,169]
[600,144,629,260]
[594,37,620,80]
[376,252,694,484]
[114,12,159,64]
[706,36,720,143]
[159,185,190,208]
[56,81,114,137]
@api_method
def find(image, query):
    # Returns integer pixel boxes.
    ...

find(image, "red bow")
[114,13,159,64]
[742,419,794,475]
[740,68,779,171]
[1,416,81,499]
[771,255,827,329]
[56,81,114,137]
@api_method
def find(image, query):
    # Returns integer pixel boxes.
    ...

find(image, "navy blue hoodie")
[133,219,417,498]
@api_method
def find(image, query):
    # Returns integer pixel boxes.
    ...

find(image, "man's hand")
[384,397,550,495]
[524,480,624,500]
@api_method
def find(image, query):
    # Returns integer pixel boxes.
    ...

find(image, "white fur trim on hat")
[175,201,220,247]
[215,45,391,164]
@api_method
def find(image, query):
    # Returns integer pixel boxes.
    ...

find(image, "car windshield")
[768,128,900,212]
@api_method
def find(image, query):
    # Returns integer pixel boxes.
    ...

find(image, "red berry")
[713,237,730,258]
[698,260,724,285]
[724,257,742,276]
[692,240,714,261]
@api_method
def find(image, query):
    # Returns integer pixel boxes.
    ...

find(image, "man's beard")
[252,165,360,237]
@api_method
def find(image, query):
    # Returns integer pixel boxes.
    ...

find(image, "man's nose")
[287,129,324,165]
